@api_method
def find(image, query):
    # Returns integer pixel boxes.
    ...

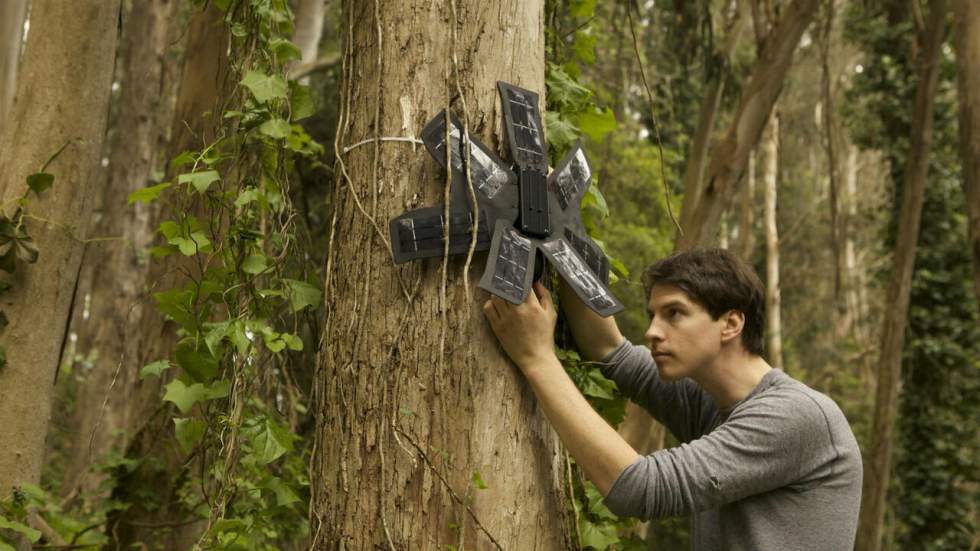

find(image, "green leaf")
[139,359,172,380]
[471,471,488,490]
[544,111,579,153]
[264,477,301,507]
[169,150,196,172]
[289,81,315,121]
[178,170,220,193]
[281,333,303,351]
[252,419,291,464]
[582,183,609,219]
[241,70,288,103]
[270,38,302,63]
[569,0,597,18]
[154,288,197,330]
[282,279,322,312]
[163,379,230,414]
[575,107,617,143]
[258,118,291,140]
[580,519,619,550]
[572,32,598,65]
[0,518,41,543]
[26,172,54,196]
[173,417,206,453]
[128,182,171,204]
[175,340,219,382]
[241,254,268,274]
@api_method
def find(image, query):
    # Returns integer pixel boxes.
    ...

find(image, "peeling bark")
[0,0,122,495]
[855,1,948,549]
[310,0,572,548]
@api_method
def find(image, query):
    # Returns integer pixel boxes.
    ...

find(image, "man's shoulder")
[738,371,855,440]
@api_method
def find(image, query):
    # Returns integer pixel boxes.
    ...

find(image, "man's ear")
[719,310,745,345]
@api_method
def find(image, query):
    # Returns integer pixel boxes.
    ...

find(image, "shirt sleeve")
[599,339,717,443]
[601,390,832,520]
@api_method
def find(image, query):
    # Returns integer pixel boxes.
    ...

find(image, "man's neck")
[692,347,773,410]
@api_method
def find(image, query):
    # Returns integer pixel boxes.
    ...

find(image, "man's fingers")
[533,281,554,312]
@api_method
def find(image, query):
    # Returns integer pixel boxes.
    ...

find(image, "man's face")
[643,284,726,382]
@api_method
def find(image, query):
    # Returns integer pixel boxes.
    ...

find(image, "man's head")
[641,249,765,376]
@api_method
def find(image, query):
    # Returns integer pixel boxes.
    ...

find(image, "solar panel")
[390,207,491,264]
[539,238,621,317]
[551,143,592,211]
[479,219,536,304]
[498,82,547,172]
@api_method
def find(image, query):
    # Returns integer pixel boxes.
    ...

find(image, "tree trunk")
[676,0,820,250]
[0,0,27,127]
[59,0,182,498]
[855,1,948,549]
[310,0,572,548]
[103,5,231,548]
[0,0,122,497]
[763,112,783,369]
[735,150,756,261]
[677,0,747,229]
[293,0,326,67]
[953,0,980,307]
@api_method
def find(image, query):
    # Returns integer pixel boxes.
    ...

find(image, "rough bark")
[762,113,782,369]
[0,0,122,496]
[310,0,572,548]
[953,0,980,307]
[0,0,27,128]
[59,0,182,498]
[855,1,948,549]
[675,0,820,250]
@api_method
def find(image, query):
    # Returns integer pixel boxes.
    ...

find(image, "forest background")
[0,0,977,550]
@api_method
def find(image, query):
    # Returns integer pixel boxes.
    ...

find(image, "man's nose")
[645,319,664,345]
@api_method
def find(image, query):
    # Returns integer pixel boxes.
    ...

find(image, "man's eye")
[668,309,681,319]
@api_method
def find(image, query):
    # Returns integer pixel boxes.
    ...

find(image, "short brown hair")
[642,248,766,355]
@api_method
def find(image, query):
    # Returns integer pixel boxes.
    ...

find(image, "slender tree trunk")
[310,1,572,548]
[735,151,756,261]
[676,0,820,250]
[842,144,860,338]
[59,0,182,497]
[855,1,948,549]
[0,0,122,496]
[763,112,783,369]
[677,0,747,227]
[819,0,845,305]
[952,0,980,307]
[0,0,27,128]
[104,5,231,549]
[293,0,326,66]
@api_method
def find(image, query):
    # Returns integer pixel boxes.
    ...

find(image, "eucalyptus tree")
[0,0,122,496]
[310,0,574,547]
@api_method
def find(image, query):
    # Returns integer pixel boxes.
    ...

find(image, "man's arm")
[556,277,625,361]
[483,282,638,494]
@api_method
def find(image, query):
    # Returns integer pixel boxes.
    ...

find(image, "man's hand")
[483,281,557,370]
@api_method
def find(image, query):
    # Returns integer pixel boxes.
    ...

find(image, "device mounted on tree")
[389,81,624,318]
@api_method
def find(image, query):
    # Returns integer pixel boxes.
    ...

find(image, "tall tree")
[310,0,572,547]
[855,0,948,549]
[0,0,27,128]
[60,0,181,497]
[0,0,122,496]
[762,112,783,369]
[676,0,820,249]
[953,0,980,306]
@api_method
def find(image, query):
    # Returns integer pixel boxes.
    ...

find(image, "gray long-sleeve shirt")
[600,340,863,551]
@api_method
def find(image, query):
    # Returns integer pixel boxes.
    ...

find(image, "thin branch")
[287,54,341,80]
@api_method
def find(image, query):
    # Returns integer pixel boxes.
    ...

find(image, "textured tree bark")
[310,0,572,548]
[675,0,819,250]
[0,0,27,128]
[58,0,182,498]
[855,2,948,550]
[762,113,782,369]
[953,0,980,307]
[0,0,122,496]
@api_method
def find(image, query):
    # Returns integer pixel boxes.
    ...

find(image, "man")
[482,248,862,551]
